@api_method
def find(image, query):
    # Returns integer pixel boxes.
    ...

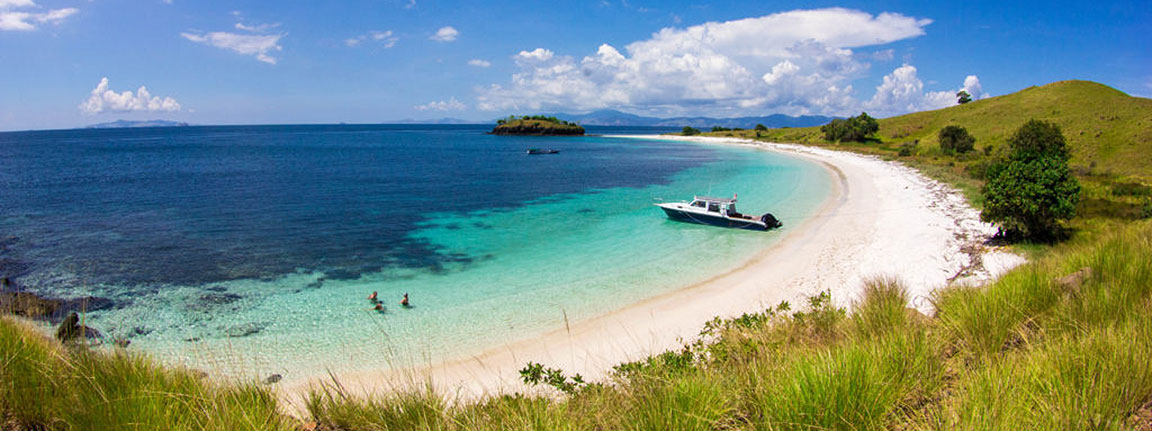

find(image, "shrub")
[681,126,700,136]
[821,113,879,142]
[754,124,768,131]
[711,126,732,132]
[939,125,976,154]
[981,120,1081,239]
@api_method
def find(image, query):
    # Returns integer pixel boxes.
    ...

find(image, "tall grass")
[0,317,291,430]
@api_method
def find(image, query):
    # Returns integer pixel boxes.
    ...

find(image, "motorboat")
[656,195,781,231]
[526,148,560,155]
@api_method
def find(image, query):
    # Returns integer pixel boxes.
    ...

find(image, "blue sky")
[0,0,1148,131]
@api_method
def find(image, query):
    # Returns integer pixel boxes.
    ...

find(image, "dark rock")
[184,336,202,342]
[54,312,100,341]
[1,291,60,318]
[224,322,265,338]
[263,373,282,384]
[114,338,131,348]
[1055,267,1093,296]
[187,292,243,313]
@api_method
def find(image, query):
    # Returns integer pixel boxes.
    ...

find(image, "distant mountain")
[87,119,189,129]
[539,109,835,128]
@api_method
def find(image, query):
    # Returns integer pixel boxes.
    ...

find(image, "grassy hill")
[749,80,1152,179]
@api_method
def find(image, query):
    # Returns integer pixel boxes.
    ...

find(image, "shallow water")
[0,125,830,377]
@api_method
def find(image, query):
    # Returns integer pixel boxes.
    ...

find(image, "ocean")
[0,124,831,378]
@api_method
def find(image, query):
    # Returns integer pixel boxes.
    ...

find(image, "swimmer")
[400,293,410,308]
[368,291,378,302]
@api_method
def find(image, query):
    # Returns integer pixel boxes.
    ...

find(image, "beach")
[282,135,1025,405]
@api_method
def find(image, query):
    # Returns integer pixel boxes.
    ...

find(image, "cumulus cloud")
[430,26,458,42]
[468,59,491,67]
[0,0,77,31]
[865,65,986,116]
[182,29,282,64]
[414,97,466,111]
[79,77,181,114]
[345,30,397,47]
[476,8,941,117]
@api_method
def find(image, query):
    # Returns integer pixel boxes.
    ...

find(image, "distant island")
[86,119,190,129]
[491,115,585,136]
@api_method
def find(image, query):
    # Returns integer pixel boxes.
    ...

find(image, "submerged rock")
[263,374,282,384]
[224,322,265,338]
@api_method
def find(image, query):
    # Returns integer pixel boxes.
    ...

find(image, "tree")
[821,112,879,142]
[681,126,700,136]
[754,124,768,131]
[938,125,976,154]
[980,120,1080,239]
[957,90,972,104]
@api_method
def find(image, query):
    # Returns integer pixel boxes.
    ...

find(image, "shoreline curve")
[280,135,1025,408]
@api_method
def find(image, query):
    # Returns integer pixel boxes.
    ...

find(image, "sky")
[0,0,1148,131]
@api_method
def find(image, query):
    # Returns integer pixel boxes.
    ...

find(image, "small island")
[491,115,585,136]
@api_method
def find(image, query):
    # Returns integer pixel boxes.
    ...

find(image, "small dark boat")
[656,195,782,231]
[527,148,560,155]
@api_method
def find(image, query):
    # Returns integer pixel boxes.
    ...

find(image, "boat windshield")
[691,200,705,208]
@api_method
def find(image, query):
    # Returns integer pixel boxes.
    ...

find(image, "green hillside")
[748,80,1152,179]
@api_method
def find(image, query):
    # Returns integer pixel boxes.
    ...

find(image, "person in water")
[374,303,384,312]
[400,293,410,307]
[368,291,378,302]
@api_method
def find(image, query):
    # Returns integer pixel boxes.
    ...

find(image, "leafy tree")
[754,124,768,131]
[957,90,972,104]
[938,125,976,154]
[681,126,700,136]
[711,126,732,132]
[821,112,879,142]
[981,120,1080,239]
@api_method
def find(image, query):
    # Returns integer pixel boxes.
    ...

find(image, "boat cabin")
[689,196,745,218]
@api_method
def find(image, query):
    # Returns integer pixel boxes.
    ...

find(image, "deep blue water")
[0,124,711,295]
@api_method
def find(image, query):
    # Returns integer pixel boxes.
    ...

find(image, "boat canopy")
[693,195,737,204]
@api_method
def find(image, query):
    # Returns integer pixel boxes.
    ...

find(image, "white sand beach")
[283,135,1025,405]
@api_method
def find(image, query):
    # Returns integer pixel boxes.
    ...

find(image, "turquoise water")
[107,140,827,377]
[0,127,830,378]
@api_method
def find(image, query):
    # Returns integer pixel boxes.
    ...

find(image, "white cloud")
[404,0,416,9]
[414,97,466,111]
[235,22,278,33]
[468,59,491,67]
[430,26,458,42]
[182,30,282,64]
[476,8,936,117]
[79,77,181,114]
[0,0,77,31]
[865,64,986,116]
[346,30,397,48]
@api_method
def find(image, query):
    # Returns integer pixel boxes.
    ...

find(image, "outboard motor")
[760,213,782,229]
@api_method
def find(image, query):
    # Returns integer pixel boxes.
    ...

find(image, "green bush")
[821,113,879,142]
[754,123,768,131]
[981,120,1081,239]
[938,125,976,154]
[681,126,700,136]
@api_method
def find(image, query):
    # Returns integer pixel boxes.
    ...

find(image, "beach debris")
[263,373,282,384]
[1055,267,1093,296]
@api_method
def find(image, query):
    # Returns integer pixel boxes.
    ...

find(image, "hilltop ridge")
[754,80,1152,179]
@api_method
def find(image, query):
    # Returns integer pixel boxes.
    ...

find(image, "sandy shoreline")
[281,135,1024,408]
